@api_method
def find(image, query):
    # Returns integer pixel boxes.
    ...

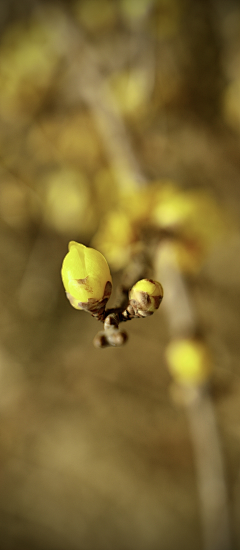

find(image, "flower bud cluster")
[61,242,164,346]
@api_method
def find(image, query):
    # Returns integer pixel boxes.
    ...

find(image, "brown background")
[0,1,240,549]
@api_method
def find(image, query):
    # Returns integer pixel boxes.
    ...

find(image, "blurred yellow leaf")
[41,168,94,236]
[109,69,150,115]
[93,181,229,272]
[166,338,212,386]
[151,184,228,259]
[0,20,60,120]
[94,168,119,213]
[92,210,134,270]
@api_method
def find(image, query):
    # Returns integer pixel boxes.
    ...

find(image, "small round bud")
[93,332,109,348]
[108,330,128,347]
[129,278,163,317]
[165,338,212,386]
[61,241,112,315]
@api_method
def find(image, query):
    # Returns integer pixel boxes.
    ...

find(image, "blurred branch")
[63,33,147,191]
[187,390,231,550]
[155,242,231,550]
[156,241,197,338]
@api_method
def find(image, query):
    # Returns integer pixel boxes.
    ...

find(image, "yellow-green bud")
[129,278,163,317]
[61,241,112,316]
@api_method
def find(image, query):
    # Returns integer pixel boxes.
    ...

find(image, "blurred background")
[1,0,240,549]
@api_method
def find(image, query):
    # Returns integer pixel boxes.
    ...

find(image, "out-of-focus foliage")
[221,7,240,132]
[0,0,238,247]
[92,182,230,272]
[0,11,71,121]
[165,338,213,386]
[0,0,238,278]
[41,168,93,235]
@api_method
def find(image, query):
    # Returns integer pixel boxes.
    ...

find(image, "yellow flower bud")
[61,241,112,316]
[165,338,212,386]
[129,278,163,317]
